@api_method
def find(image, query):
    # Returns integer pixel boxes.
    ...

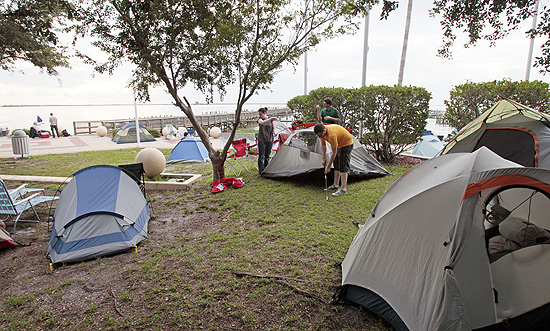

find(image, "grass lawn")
[0,149,413,330]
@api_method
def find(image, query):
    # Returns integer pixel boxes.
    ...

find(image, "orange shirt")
[321,125,353,149]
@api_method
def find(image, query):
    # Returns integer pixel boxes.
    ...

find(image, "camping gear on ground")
[261,125,389,178]
[112,122,155,144]
[0,221,16,250]
[46,165,150,264]
[338,147,550,330]
[226,138,254,177]
[167,137,210,163]
[0,179,58,231]
[324,174,328,201]
[411,131,444,158]
[163,124,177,138]
[211,177,244,194]
[440,97,550,168]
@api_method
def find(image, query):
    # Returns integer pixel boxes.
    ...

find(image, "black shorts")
[334,144,353,173]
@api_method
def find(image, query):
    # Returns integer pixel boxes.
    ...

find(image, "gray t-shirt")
[258,119,274,142]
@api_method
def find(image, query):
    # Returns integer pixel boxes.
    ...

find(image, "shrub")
[148,128,161,138]
[287,85,431,163]
[444,79,550,130]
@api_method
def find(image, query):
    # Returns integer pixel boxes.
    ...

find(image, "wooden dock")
[72,107,294,135]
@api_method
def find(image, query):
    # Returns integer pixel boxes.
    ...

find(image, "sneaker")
[332,189,347,196]
[324,185,339,191]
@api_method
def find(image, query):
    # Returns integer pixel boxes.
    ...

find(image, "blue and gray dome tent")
[167,137,210,163]
[112,122,155,144]
[46,165,150,264]
[411,131,444,158]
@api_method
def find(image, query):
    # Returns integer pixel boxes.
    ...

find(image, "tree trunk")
[210,152,226,181]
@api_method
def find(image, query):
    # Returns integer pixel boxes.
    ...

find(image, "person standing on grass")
[49,113,60,138]
[314,123,353,196]
[257,107,278,175]
[316,97,340,124]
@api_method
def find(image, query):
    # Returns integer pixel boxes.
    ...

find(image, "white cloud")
[0,1,547,112]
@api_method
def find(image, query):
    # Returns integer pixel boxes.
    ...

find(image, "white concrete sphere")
[210,126,221,138]
[135,148,166,177]
[96,125,108,137]
[162,127,168,136]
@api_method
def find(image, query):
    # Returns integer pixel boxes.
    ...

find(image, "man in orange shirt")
[314,123,354,196]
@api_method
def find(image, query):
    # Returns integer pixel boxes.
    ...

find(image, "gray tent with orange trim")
[339,147,550,330]
[440,98,550,168]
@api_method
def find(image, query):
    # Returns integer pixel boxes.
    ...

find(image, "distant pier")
[72,107,293,135]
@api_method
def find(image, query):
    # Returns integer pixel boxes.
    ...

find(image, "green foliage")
[287,87,352,123]
[0,0,74,74]
[147,128,161,138]
[287,85,431,163]
[74,0,380,180]
[430,1,550,73]
[357,85,431,163]
[444,79,550,130]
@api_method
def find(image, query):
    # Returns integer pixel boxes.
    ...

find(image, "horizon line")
[1,102,288,108]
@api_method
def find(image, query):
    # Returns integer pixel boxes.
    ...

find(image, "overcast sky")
[0,1,547,111]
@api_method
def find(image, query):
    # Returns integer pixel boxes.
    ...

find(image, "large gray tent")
[440,98,550,168]
[47,165,150,264]
[339,148,550,330]
[261,126,389,178]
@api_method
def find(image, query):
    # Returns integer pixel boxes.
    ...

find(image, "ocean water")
[1,103,452,137]
[0,103,285,134]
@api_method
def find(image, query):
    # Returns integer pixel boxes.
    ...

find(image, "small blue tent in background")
[167,137,210,163]
[46,165,150,264]
[411,131,444,158]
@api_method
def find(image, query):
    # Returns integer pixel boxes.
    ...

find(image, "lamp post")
[127,76,141,148]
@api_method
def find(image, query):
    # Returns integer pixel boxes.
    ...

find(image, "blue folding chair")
[0,179,59,231]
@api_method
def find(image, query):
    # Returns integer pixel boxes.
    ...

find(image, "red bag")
[211,179,227,194]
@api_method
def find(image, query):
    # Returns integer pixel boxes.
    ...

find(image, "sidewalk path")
[0,134,180,159]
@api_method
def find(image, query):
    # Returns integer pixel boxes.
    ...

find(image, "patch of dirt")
[383,154,425,167]
[0,185,390,330]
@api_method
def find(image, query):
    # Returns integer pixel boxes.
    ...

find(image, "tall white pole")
[398,0,413,86]
[133,88,141,148]
[304,51,308,95]
[361,10,370,87]
[360,10,370,139]
[525,0,539,81]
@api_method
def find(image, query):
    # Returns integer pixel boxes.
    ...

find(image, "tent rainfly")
[261,125,389,178]
[338,147,550,330]
[411,131,444,158]
[167,137,209,163]
[46,165,150,264]
[112,122,155,144]
[440,98,550,168]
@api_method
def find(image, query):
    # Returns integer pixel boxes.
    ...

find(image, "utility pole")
[360,9,371,138]
[362,10,370,87]
[304,51,308,94]
[525,0,539,81]
[398,0,413,86]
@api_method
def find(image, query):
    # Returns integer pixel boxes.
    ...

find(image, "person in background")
[316,97,340,124]
[257,107,278,175]
[314,123,353,196]
[30,122,40,138]
[49,113,60,138]
[183,131,189,138]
